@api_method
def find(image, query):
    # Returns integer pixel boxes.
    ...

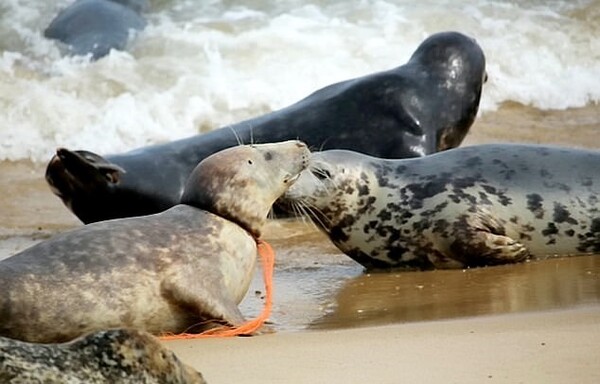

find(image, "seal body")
[46,31,487,223]
[44,0,147,60]
[282,144,600,270]
[1,141,309,343]
[0,329,205,384]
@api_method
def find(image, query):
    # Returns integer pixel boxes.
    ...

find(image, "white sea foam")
[0,0,598,161]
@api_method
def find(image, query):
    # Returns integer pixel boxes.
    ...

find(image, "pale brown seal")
[0,140,309,343]
[0,328,205,383]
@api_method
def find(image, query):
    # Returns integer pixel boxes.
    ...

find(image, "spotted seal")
[0,140,309,343]
[45,31,487,224]
[44,0,148,60]
[282,144,600,270]
[0,328,205,383]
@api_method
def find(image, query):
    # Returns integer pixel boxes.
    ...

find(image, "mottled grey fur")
[0,329,205,383]
[283,144,599,270]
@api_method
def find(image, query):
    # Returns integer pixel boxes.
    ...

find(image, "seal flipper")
[160,275,246,333]
[56,148,125,184]
[448,213,530,267]
[45,148,125,200]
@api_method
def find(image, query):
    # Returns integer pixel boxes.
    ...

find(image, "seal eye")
[313,168,332,180]
[248,160,253,165]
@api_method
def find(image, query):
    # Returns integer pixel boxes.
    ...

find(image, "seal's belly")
[336,184,599,269]
[486,195,599,258]
[0,217,258,342]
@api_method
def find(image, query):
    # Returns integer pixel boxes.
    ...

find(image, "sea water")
[0,0,598,161]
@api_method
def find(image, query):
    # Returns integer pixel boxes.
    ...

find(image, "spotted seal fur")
[0,140,309,343]
[0,328,205,383]
[45,31,486,224]
[282,144,600,270]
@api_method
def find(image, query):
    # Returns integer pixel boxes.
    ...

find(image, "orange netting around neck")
[159,239,274,340]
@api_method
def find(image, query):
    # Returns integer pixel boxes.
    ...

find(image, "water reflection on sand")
[242,219,600,332]
[311,254,600,330]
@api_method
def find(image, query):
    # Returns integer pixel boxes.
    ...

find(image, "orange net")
[160,239,274,340]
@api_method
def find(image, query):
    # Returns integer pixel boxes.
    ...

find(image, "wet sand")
[168,306,600,384]
[1,103,599,383]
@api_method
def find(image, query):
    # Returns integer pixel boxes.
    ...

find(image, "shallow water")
[239,219,600,331]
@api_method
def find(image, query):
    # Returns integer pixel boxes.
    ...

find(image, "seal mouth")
[284,173,301,185]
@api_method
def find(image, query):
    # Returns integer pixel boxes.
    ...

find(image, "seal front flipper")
[160,273,246,333]
[448,213,530,267]
[57,148,125,184]
[46,148,124,199]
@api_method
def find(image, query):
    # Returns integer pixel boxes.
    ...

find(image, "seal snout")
[273,140,311,185]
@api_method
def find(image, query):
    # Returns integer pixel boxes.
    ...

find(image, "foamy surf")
[0,0,598,162]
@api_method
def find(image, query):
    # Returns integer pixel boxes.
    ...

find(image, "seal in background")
[46,31,487,223]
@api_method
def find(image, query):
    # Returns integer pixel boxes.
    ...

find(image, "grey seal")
[0,328,205,383]
[282,144,600,270]
[44,0,148,60]
[0,140,309,343]
[45,31,487,223]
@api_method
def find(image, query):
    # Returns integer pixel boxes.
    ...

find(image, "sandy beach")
[167,306,600,384]
[1,103,599,383]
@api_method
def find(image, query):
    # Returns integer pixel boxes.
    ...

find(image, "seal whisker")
[296,200,332,232]
[318,140,329,152]
[292,201,316,229]
[286,199,306,221]
[292,201,312,227]
[227,125,244,146]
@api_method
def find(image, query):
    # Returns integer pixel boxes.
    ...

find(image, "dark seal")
[45,31,487,223]
[0,328,206,383]
[282,144,600,270]
[1,141,309,343]
[44,0,148,60]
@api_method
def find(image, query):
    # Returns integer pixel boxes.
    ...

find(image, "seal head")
[403,31,487,153]
[182,140,309,237]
